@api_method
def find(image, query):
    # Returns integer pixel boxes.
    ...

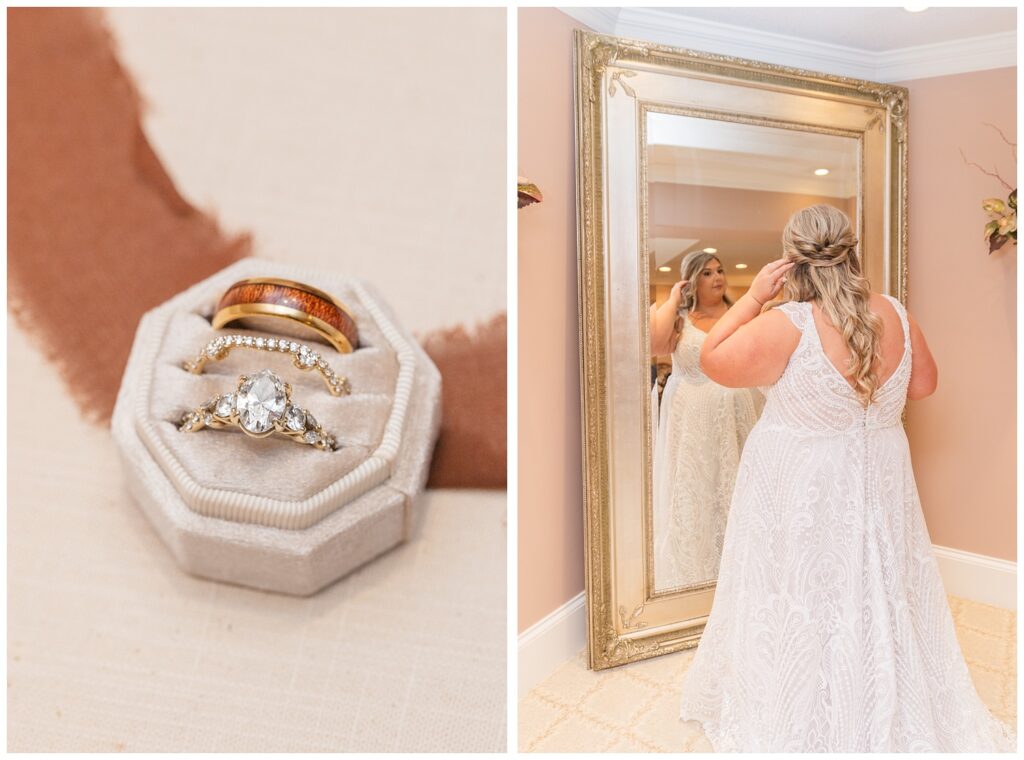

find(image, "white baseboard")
[933,543,1016,612]
[518,591,586,698]
[519,546,1015,697]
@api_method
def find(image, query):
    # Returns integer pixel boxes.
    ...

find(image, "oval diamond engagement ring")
[179,369,338,451]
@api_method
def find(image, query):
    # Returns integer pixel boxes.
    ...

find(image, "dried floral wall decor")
[961,123,1017,254]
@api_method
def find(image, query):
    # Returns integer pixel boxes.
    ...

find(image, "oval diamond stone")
[235,370,287,434]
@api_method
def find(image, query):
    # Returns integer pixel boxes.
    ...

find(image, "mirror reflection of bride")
[649,250,765,590]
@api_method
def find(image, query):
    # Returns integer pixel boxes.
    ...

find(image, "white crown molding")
[557,7,618,35]
[615,7,878,81]
[875,31,1017,81]
[562,7,1015,83]
[519,547,1014,698]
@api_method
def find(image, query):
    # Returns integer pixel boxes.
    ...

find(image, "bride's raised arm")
[650,280,686,356]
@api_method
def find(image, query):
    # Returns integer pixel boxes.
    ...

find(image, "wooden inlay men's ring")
[212,277,359,353]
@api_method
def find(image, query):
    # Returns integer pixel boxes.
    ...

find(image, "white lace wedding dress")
[678,295,1016,752]
[651,319,764,590]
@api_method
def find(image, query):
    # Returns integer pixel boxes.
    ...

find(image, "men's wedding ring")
[179,369,337,451]
[183,334,351,397]
[212,277,360,353]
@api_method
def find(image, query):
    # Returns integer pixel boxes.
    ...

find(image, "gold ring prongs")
[179,369,338,451]
[183,335,351,397]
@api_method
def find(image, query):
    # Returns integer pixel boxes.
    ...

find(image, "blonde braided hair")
[775,204,883,407]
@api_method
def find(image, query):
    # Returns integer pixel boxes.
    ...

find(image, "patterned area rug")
[520,595,1016,752]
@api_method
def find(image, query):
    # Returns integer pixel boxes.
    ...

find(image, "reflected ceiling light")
[658,266,671,272]
[904,3,927,11]
[814,168,830,176]
[735,263,748,269]
[702,247,717,253]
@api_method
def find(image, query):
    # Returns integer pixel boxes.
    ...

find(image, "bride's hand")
[668,278,688,305]
[748,257,795,304]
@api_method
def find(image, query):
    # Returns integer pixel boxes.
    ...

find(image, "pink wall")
[518,7,588,632]
[518,8,1016,632]
[900,66,1016,562]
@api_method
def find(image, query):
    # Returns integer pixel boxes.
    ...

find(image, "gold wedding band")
[212,277,360,354]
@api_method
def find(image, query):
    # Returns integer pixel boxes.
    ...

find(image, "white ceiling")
[651,236,699,268]
[650,7,1016,52]
[647,112,859,196]
[649,146,858,196]
[562,6,1017,81]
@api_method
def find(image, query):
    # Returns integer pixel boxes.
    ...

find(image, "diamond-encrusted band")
[179,369,338,452]
[183,334,351,397]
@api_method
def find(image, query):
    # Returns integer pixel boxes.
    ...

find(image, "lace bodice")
[670,318,710,384]
[758,295,911,433]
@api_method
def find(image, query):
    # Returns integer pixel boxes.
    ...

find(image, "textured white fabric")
[651,320,764,591]
[678,295,1017,752]
[8,324,506,752]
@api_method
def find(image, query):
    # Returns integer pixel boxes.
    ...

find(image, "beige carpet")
[520,596,1016,752]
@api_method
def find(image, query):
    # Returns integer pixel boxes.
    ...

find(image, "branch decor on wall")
[960,123,1017,254]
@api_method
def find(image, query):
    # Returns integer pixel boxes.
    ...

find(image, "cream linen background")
[8,7,506,752]
[105,7,506,331]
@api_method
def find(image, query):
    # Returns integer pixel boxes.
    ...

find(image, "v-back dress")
[651,317,764,590]
[677,295,1016,752]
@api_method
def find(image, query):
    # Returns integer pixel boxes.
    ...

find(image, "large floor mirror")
[575,30,907,669]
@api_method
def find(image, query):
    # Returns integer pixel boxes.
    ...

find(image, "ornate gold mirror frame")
[574,29,908,670]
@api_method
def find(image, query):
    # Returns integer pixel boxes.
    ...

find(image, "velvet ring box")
[111,259,442,595]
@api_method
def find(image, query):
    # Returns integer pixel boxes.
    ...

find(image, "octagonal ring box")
[111,260,442,596]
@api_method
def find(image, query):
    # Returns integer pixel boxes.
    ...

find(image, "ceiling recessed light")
[904,3,927,12]
[702,247,717,254]
[814,168,830,176]
[658,266,671,272]
[735,263,748,269]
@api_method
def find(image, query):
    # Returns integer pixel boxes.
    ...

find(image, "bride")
[649,250,764,590]
[678,204,1015,751]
